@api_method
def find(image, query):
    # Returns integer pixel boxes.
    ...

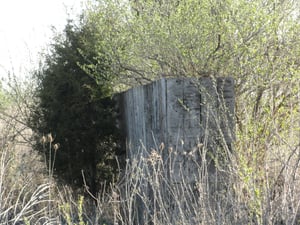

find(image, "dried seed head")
[159,142,165,151]
[41,136,47,144]
[53,143,60,151]
[148,149,162,165]
[180,139,184,146]
[47,133,54,143]
[197,143,204,149]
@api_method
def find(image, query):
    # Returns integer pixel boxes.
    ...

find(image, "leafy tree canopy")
[84,0,300,184]
[85,0,300,82]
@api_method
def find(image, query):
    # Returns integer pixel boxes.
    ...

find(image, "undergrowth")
[0,122,299,224]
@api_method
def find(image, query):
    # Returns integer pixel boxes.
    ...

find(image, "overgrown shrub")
[29,20,120,195]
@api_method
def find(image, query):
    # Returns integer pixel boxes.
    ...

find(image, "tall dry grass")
[0,75,298,224]
[0,129,299,224]
[107,136,300,225]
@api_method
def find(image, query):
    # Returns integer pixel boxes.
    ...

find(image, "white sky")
[0,0,85,82]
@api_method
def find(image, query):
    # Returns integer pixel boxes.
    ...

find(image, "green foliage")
[82,1,300,221]
[84,0,300,171]
[59,195,87,225]
[84,1,300,165]
[30,19,119,195]
[87,1,300,144]
[85,0,299,83]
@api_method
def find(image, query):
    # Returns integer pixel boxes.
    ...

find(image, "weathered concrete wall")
[115,77,235,224]
[116,77,234,158]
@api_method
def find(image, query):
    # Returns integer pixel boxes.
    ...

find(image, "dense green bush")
[30,20,119,195]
